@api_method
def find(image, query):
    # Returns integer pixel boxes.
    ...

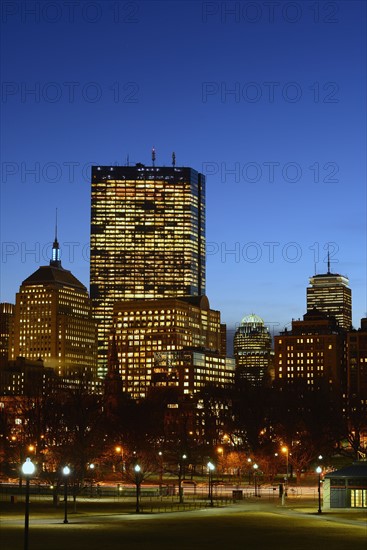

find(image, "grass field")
[1,496,366,550]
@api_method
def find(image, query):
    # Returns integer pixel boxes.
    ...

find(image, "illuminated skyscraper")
[307,260,352,330]
[0,303,14,365]
[11,237,97,378]
[233,313,274,385]
[90,163,206,376]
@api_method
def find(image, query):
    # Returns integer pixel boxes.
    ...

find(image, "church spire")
[107,329,120,377]
[50,208,62,268]
[104,329,123,419]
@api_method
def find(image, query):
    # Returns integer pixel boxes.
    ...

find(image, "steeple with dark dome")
[12,221,97,377]
[21,220,86,292]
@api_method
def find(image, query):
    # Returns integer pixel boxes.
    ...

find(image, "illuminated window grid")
[91,166,205,377]
[113,297,226,399]
[13,281,97,378]
[307,273,352,330]
[275,331,342,387]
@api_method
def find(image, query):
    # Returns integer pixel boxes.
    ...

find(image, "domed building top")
[22,265,87,292]
[239,313,264,326]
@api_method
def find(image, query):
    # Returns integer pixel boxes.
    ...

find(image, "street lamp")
[316,466,322,514]
[22,457,35,550]
[281,446,289,478]
[217,447,224,475]
[281,445,289,495]
[62,466,71,524]
[247,457,252,483]
[178,454,187,503]
[115,446,125,474]
[253,463,259,497]
[158,451,163,493]
[134,464,142,513]
[207,461,215,507]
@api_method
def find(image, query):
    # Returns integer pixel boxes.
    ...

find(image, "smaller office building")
[323,462,367,509]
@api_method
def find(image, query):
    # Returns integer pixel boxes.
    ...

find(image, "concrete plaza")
[1,498,366,550]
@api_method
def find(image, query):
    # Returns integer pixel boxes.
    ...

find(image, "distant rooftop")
[312,271,346,279]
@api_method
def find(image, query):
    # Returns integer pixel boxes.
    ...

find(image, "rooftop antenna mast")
[55,207,58,241]
[152,146,156,167]
[172,151,176,168]
[126,154,130,166]
[327,245,331,274]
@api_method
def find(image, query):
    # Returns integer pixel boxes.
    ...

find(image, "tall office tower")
[12,237,97,378]
[307,258,352,330]
[0,303,14,365]
[112,296,234,400]
[90,162,206,376]
[233,313,274,385]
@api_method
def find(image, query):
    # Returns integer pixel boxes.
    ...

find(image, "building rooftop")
[22,265,87,292]
[324,462,367,479]
[239,313,264,326]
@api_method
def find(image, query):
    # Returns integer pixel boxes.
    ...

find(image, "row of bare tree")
[0,376,364,486]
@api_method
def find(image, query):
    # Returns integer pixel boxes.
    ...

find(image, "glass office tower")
[90,164,206,376]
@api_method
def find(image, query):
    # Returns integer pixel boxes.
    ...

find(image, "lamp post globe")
[22,458,35,476]
[21,458,35,550]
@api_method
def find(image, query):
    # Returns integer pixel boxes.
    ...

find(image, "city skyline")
[1,1,366,335]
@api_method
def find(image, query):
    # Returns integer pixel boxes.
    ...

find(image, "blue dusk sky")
[1,0,366,338]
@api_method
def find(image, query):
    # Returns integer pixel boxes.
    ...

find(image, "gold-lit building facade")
[233,313,274,385]
[112,296,233,400]
[11,241,97,378]
[274,310,345,391]
[90,165,205,377]
[307,270,352,330]
[152,348,235,396]
[347,318,367,422]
